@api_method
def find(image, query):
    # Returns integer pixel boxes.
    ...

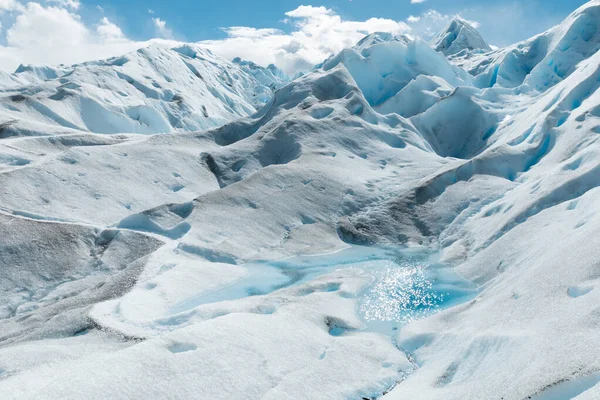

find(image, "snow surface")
[1,1,600,399]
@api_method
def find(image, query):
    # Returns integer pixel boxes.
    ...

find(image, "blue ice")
[170,245,478,336]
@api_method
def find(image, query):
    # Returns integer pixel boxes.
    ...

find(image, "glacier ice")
[0,45,280,136]
[0,1,600,399]
[431,18,492,56]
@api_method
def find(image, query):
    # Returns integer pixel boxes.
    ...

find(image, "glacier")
[0,44,282,136]
[430,18,491,57]
[0,1,599,399]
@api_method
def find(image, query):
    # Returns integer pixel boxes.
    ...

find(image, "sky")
[0,0,589,74]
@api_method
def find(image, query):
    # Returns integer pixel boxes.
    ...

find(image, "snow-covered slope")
[0,44,278,136]
[1,1,600,399]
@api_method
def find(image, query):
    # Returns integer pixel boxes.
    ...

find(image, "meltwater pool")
[170,245,478,336]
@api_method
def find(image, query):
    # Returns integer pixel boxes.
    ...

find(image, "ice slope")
[232,57,290,91]
[0,1,600,399]
[0,44,278,136]
[431,18,492,56]
[453,1,600,90]
[336,3,600,398]
[322,38,473,112]
[371,47,600,400]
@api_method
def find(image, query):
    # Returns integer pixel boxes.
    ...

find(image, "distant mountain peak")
[431,18,491,56]
[232,57,289,89]
[354,32,413,50]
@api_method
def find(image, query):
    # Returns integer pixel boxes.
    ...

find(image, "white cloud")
[46,0,80,9]
[0,1,171,71]
[223,26,282,39]
[0,0,24,12]
[285,5,331,18]
[410,0,426,4]
[407,15,420,23]
[7,3,89,47]
[201,5,410,75]
[97,16,127,43]
[153,17,174,39]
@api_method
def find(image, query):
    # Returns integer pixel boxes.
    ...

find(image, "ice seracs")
[232,57,290,92]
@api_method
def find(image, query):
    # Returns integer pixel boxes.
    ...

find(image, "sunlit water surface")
[171,245,478,337]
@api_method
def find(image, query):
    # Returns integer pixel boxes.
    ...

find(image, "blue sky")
[89,0,586,45]
[0,0,589,73]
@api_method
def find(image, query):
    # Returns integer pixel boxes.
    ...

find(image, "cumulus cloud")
[285,5,330,18]
[153,17,174,39]
[410,0,426,4]
[201,5,410,75]
[46,0,79,9]
[0,0,23,11]
[96,16,126,43]
[0,1,179,71]
[6,3,89,47]
[224,26,282,39]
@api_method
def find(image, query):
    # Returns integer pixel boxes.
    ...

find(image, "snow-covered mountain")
[431,18,491,56]
[0,44,279,136]
[0,1,599,399]
[354,32,414,50]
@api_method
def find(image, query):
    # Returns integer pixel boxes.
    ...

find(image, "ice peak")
[431,17,491,56]
[355,32,413,50]
[232,57,289,89]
